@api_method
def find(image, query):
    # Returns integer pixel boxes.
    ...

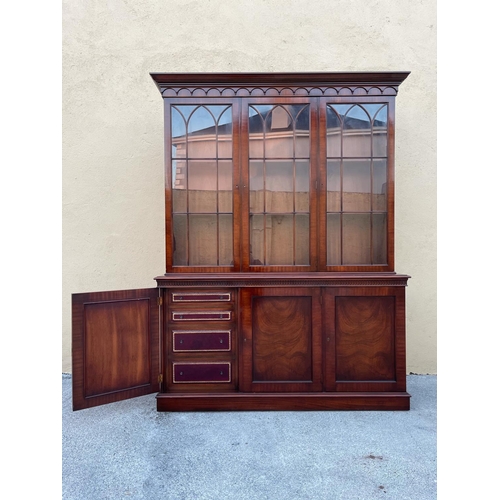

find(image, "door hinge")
[158,374,163,384]
[157,296,163,306]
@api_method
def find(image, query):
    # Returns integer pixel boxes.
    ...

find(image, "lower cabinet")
[72,274,410,411]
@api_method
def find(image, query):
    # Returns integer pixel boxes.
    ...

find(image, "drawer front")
[173,330,231,352]
[173,362,231,383]
[171,310,232,322]
[171,291,232,303]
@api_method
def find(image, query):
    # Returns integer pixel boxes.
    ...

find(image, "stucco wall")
[62,0,437,374]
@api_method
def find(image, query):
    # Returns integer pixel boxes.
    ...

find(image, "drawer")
[173,330,231,352]
[172,362,231,383]
[171,310,232,322]
[170,291,233,304]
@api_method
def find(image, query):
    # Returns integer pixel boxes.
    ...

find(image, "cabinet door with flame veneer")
[240,287,322,392]
[323,286,406,392]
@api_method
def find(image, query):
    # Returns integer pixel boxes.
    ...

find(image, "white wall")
[62,0,437,373]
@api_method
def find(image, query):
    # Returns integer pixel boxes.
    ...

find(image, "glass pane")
[266,215,294,265]
[249,104,309,159]
[295,160,310,212]
[171,107,187,160]
[295,214,310,265]
[293,105,310,158]
[172,214,187,266]
[250,214,264,265]
[187,160,217,213]
[343,159,371,212]
[342,214,371,264]
[172,159,187,212]
[326,106,342,157]
[373,213,387,264]
[342,105,371,158]
[265,160,294,213]
[187,106,217,159]
[327,160,341,212]
[217,106,233,159]
[188,214,218,265]
[248,106,265,158]
[219,214,233,265]
[264,107,294,158]
[218,160,232,213]
[373,159,387,211]
[249,160,264,213]
[372,105,388,157]
[327,213,341,265]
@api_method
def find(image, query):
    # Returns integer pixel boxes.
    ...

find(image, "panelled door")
[239,287,322,392]
[72,288,161,410]
[323,286,407,393]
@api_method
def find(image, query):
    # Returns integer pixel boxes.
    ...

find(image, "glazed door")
[240,287,322,392]
[323,286,406,393]
[72,288,161,410]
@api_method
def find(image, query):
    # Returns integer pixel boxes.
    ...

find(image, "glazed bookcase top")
[153,71,410,273]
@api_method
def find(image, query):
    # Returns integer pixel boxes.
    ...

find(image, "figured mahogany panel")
[240,287,322,392]
[252,296,312,381]
[335,296,395,381]
[72,288,160,410]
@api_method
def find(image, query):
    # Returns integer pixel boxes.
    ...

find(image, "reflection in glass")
[326,102,389,267]
[219,214,233,265]
[172,214,187,266]
[326,106,341,157]
[188,214,218,265]
[170,105,233,267]
[188,160,217,213]
[342,214,371,264]
[266,215,294,265]
[248,103,310,267]
[218,160,233,213]
[327,214,341,265]
[342,105,371,157]
[295,160,310,212]
[373,160,387,211]
[249,161,264,213]
[217,107,233,159]
[295,215,310,265]
[250,214,264,265]
[342,159,371,212]
[372,214,387,264]
[172,159,187,213]
[372,105,388,157]
[327,160,341,212]
[265,161,294,213]
[249,104,310,159]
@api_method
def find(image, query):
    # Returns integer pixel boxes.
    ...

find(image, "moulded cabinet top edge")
[149,72,411,92]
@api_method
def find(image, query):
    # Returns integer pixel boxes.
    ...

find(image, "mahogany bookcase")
[72,72,411,411]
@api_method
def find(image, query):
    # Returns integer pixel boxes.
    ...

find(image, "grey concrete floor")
[62,374,436,500]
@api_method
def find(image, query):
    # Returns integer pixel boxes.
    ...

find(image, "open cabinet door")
[72,288,161,410]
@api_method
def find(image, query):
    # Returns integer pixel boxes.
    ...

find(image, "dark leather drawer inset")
[173,330,231,352]
[171,292,232,303]
[171,311,232,322]
[173,362,231,383]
